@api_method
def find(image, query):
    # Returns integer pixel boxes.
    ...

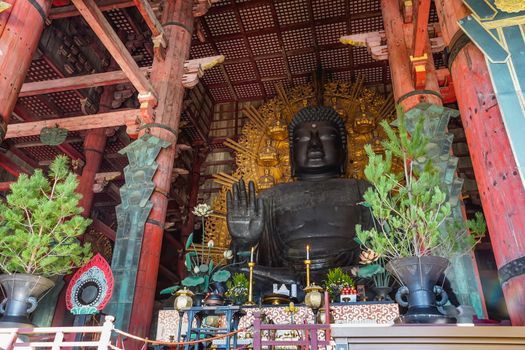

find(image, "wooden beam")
[0,181,13,191]
[0,152,27,177]
[70,0,157,100]
[412,0,431,58]
[5,109,141,139]
[91,217,116,241]
[58,143,85,161]
[19,68,149,97]
[20,54,220,96]
[132,0,163,37]
[49,0,134,19]
[13,137,83,148]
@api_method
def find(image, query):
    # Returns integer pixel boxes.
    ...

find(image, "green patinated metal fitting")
[105,134,171,332]
[40,127,68,146]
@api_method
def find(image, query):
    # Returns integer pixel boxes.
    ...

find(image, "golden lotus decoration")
[205,78,396,250]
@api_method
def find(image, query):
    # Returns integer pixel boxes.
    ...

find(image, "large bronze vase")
[387,256,455,324]
[0,274,55,327]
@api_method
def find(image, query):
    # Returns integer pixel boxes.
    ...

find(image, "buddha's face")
[292,120,344,177]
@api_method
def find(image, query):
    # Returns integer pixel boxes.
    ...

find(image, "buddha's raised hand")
[226,179,264,248]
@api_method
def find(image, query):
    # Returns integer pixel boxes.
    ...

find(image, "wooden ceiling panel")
[216,38,250,60]
[239,4,275,32]
[197,0,399,102]
[202,66,227,85]
[105,9,135,35]
[25,59,62,83]
[206,10,241,36]
[256,57,287,78]
[348,0,380,14]
[190,43,217,59]
[315,22,348,46]
[292,76,309,85]
[209,86,235,102]
[349,15,383,33]
[212,0,232,7]
[225,62,257,82]
[274,0,310,26]
[385,66,391,82]
[282,28,315,52]
[354,66,384,83]
[312,0,346,21]
[319,48,351,69]
[288,52,317,75]
[247,33,281,56]
[353,46,375,65]
[330,70,354,82]
[24,145,63,162]
[18,96,57,119]
[262,79,290,96]
[234,82,263,100]
[47,91,82,115]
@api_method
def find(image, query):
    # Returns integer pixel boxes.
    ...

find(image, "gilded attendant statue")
[226,106,373,284]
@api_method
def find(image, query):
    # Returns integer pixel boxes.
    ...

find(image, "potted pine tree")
[356,108,485,324]
[0,156,92,327]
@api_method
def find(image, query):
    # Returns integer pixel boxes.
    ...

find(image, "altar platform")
[155,301,399,342]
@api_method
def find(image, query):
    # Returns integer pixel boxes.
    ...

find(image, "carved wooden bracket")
[340,27,445,62]
[138,91,157,124]
[193,0,221,17]
[410,53,428,89]
[340,32,388,60]
[93,171,121,193]
[182,55,225,88]
[152,33,167,61]
[0,1,12,13]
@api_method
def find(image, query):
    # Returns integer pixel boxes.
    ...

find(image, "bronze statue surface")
[227,106,372,284]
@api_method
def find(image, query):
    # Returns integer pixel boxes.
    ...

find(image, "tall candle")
[250,246,255,263]
[306,245,310,260]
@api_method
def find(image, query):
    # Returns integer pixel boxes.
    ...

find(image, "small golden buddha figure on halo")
[258,139,279,167]
[331,96,348,122]
[258,168,275,191]
[269,112,288,141]
[352,99,376,134]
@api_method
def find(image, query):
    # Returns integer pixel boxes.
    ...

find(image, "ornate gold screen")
[205,79,395,250]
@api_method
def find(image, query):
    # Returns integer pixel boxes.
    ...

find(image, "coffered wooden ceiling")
[192,0,440,102]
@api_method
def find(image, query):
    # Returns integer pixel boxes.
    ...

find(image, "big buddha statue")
[226,106,373,285]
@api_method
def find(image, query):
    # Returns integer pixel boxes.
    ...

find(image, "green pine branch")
[356,107,486,260]
[0,156,92,276]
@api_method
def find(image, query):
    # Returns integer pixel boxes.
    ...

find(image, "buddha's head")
[289,106,347,179]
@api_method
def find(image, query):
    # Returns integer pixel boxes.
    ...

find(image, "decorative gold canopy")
[205,79,396,250]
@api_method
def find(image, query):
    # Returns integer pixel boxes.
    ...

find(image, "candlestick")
[250,246,255,263]
[246,261,256,305]
[306,245,310,260]
[304,259,312,287]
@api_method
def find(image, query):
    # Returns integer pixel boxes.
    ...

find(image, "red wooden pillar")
[128,0,194,338]
[76,128,107,217]
[380,0,441,110]
[0,0,52,141]
[434,0,525,325]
